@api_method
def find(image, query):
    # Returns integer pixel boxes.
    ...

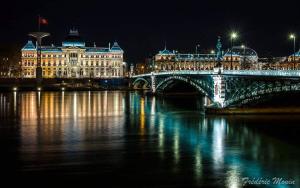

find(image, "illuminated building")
[286,51,300,69]
[153,46,259,72]
[21,29,124,78]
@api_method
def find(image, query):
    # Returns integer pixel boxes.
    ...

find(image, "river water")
[0,91,299,187]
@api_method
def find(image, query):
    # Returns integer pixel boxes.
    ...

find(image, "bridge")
[130,69,300,108]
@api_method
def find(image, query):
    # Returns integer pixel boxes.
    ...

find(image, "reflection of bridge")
[131,70,300,108]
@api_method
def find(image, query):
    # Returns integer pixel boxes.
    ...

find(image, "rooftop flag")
[38,16,48,31]
[39,16,48,25]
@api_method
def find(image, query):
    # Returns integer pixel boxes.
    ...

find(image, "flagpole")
[38,15,40,32]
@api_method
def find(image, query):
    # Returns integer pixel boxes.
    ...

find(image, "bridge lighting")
[210,50,215,54]
[195,44,200,54]
[289,34,296,70]
[12,87,18,91]
[289,34,296,39]
[37,87,42,91]
[230,32,238,40]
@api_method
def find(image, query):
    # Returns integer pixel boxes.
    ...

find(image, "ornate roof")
[291,50,300,57]
[22,40,36,50]
[22,30,124,54]
[158,48,175,55]
[224,46,258,57]
[110,42,123,52]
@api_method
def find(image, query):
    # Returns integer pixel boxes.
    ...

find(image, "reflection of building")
[0,57,9,77]
[153,46,259,72]
[21,29,124,78]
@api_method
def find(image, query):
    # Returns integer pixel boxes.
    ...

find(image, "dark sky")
[1,0,300,63]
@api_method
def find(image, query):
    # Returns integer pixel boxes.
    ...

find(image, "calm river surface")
[0,91,299,187]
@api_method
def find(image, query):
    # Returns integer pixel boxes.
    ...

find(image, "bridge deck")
[132,70,300,78]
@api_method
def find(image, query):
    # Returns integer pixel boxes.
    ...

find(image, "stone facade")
[21,30,124,78]
[152,46,259,72]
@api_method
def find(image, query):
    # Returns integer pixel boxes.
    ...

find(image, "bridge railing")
[223,70,300,77]
[131,70,300,78]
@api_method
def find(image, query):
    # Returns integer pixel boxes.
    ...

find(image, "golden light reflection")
[0,94,9,117]
[13,91,17,115]
[17,91,128,120]
[16,91,126,149]
[73,92,77,122]
[21,93,38,120]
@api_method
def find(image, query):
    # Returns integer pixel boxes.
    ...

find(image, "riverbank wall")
[0,78,129,91]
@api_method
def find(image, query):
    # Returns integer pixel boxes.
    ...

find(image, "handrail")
[131,70,300,78]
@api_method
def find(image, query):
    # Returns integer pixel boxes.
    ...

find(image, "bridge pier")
[212,75,226,108]
[151,72,156,93]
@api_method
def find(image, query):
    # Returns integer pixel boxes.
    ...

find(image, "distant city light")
[12,87,18,91]
[210,50,215,54]
[37,87,42,91]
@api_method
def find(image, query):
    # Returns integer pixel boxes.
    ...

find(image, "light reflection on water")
[0,91,299,187]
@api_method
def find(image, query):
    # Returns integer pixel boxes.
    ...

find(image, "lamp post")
[29,32,50,84]
[289,34,296,70]
[241,45,246,69]
[195,44,200,54]
[211,50,216,67]
[230,32,238,70]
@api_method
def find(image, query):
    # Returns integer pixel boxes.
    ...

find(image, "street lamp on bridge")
[241,44,246,69]
[195,44,200,54]
[289,34,296,70]
[230,32,238,70]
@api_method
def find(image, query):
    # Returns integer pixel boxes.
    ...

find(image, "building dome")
[62,29,85,47]
[224,46,258,63]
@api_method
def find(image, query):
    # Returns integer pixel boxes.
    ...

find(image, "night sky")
[1,0,300,63]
